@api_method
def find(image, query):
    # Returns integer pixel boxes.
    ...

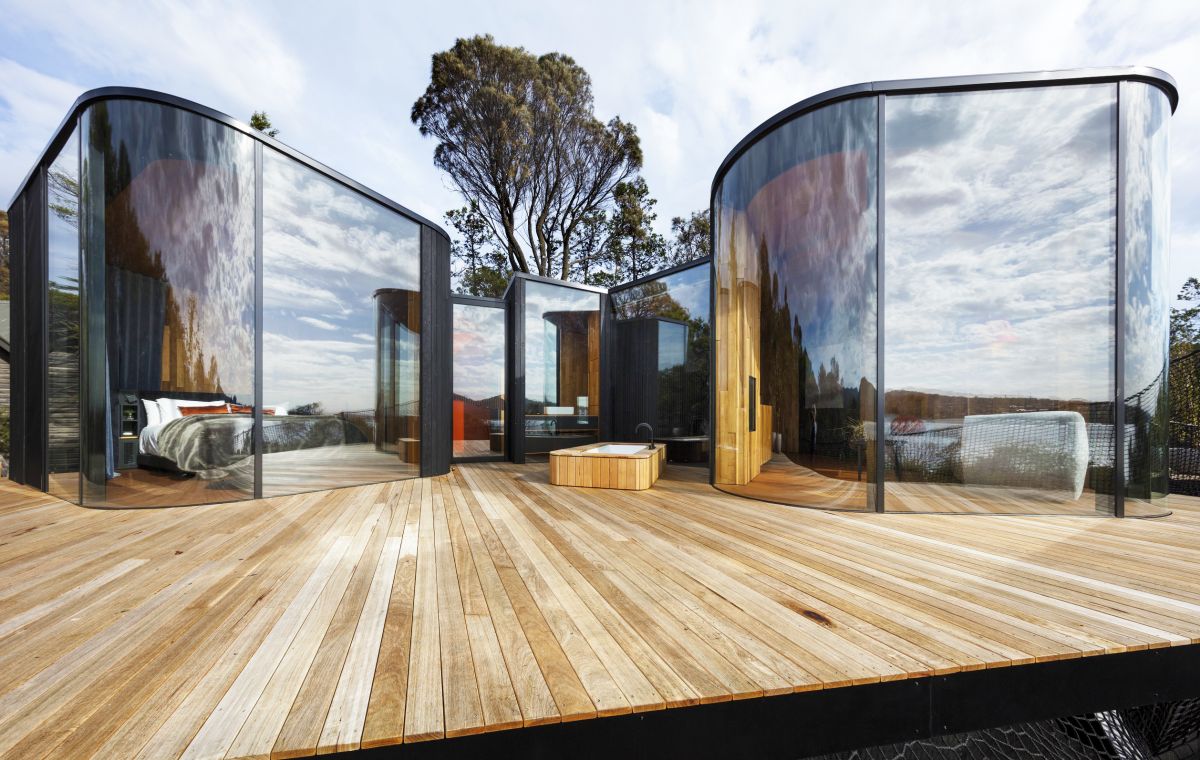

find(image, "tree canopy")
[249,111,279,138]
[1172,277,1200,358]
[416,35,711,294]
[413,35,644,281]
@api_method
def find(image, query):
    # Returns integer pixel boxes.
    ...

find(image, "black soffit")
[5,86,450,240]
[710,65,1179,201]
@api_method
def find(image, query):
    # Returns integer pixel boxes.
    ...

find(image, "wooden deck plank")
[0,468,1196,758]
[402,478,444,743]
[360,483,420,749]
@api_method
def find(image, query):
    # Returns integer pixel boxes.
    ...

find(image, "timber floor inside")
[51,445,419,508]
[1,462,1199,758]
[719,454,1169,517]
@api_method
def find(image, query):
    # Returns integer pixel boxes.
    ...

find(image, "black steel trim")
[1114,81,1127,518]
[253,142,264,499]
[607,255,713,294]
[711,66,1178,202]
[874,94,886,513]
[450,294,505,308]
[343,643,1200,760]
[507,278,526,463]
[6,86,449,239]
[504,269,609,296]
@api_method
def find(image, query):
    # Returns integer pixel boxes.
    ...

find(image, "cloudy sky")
[1,0,1196,295]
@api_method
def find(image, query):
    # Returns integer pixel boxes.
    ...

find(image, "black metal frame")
[503,272,608,464]
[710,66,1177,199]
[339,642,1200,760]
[707,66,1179,516]
[609,255,713,459]
[6,87,453,502]
[449,294,507,464]
[606,255,713,297]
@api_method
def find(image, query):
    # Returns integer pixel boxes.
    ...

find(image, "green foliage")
[668,209,710,265]
[289,401,325,416]
[413,34,642,280]
[592,177,666,286]
[1171,277,1200,358]
[445,204,511,298]
[249,111,279,138]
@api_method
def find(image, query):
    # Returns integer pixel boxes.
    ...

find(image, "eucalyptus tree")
[413,34,642,280]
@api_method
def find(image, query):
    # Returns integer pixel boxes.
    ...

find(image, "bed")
[134,392,359,480]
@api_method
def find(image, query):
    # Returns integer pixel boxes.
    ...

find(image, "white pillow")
[141,399,162,427]
[157,397,225,422]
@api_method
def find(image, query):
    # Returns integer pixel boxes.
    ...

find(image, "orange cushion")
[228,404,275,415]
[179,404,230,416]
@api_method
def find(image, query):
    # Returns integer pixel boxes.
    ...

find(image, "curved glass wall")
[1123,82,1172,510]
[82,99,256,507]
[713,78,1173,516]
[11,96,433,508]
[714,98,878,508]
[46,128,80,502]
[610,263,711,461]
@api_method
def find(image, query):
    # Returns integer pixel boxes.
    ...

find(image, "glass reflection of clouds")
[453,304,505,404]
[885,85,1115,402]
[1123,82,1171,503]
[713,74,1174,515]
[263,149,421,414]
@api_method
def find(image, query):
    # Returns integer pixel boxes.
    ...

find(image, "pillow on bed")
[157,397,226,422]
[141,399,162,427]
[178,404,231,416]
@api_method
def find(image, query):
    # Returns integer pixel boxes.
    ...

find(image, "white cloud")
[1,0,1195,291]
[298,316,339,331]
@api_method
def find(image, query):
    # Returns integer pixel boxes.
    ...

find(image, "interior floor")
[717,454,1170,517]
[64,444,419,508]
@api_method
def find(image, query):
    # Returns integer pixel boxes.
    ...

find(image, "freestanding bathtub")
[549,442,667,490]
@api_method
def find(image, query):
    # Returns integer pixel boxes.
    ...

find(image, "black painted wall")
[420,225,452,477]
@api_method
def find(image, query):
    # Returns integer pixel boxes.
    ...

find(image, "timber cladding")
[548,444,666,490]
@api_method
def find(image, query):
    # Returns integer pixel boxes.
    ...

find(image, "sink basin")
[586,444,647,455]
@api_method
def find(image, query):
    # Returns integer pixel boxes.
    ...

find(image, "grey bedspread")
[154,414,348,478]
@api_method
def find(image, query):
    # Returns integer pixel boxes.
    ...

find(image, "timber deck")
[1,463,1199,758]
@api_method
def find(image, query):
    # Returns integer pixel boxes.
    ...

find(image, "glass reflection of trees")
[85,100,256,506]
[717,97,878,506]
[47,129,80,502]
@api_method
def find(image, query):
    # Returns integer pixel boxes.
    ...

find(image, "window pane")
[453,302,505,459]
[523,281,600,453]
[610,264,711,462]
[262,149,421,495]
[713,97,878,508]
[884,85,1123,514]
[83,100,255,507]
[1123,82,1171,509]
[47,128,80,502]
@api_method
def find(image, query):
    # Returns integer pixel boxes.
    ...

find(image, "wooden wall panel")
[714,207,766,486]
